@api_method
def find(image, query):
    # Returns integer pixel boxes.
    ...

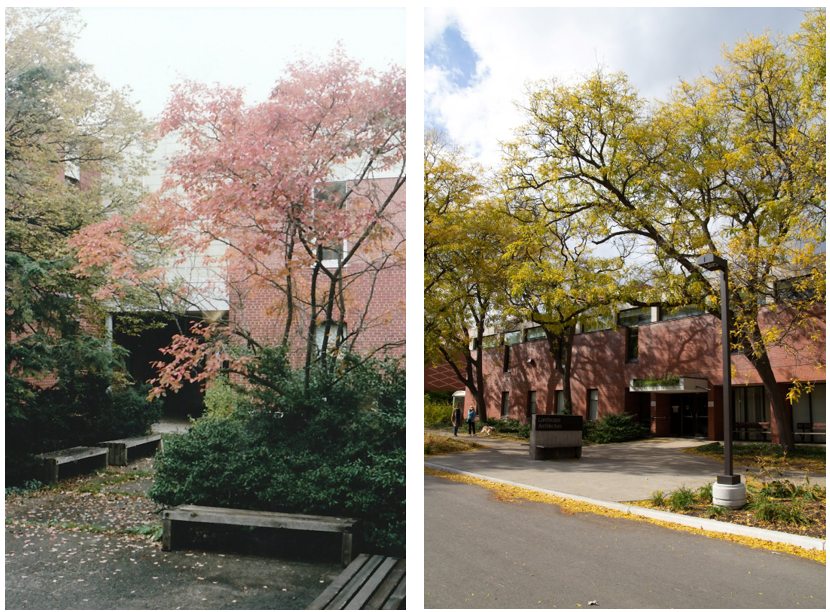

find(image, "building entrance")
[669,393,708,438]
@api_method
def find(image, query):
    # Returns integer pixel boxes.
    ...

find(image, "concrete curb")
[424,462,826,552]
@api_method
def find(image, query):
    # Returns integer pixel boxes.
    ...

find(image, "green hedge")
[583,412,650,444]
[424,396,453,427]
[150,351,405,553]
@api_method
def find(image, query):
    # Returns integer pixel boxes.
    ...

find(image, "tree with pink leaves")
[73,48,406,393]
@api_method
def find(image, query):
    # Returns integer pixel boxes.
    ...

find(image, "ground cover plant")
[637,478,826,539]
[150,352,405,555]
[683,442,826,472]
[424,433,485,456]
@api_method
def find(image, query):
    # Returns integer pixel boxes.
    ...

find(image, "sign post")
[530,414,583,460]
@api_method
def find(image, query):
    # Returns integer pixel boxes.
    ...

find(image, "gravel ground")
[5,456,342,610]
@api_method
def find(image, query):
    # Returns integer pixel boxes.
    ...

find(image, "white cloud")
[426,7,807,168]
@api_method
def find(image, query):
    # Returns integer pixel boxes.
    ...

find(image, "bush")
[425,390,454,404]
[482,417,531,439]
[203,375,242,421]
[151,351,405,553]
[424,396,453,428]
[667,486,697,511]
[583,413,650,444]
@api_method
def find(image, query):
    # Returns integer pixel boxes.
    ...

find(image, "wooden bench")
[308,554,405,610]
[796,422,826,442]
[36,446,109,483]
[99,434,163,466]
[161,505,359,566]
[733,422,770,441]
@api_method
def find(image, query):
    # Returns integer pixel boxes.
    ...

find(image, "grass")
[684,442,826,472]
[424,433,485,456]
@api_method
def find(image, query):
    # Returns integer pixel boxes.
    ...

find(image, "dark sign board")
[534,415,583,432]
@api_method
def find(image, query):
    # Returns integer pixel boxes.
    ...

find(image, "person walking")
[467,404,478,436]
[451,405,462,436]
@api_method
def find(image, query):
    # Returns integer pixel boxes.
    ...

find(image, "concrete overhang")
[629,377,710,394]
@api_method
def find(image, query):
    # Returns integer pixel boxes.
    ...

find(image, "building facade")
[468,305,825,444]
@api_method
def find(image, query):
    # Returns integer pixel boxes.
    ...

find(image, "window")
[732,386,769,440]
[626,327,639,363]
[503,330,522,346]
[791,384,826,443]
[588,389,599,420]
[556,390,565,415]
[661,304,704,321]
[501,392,510,418]
[315,321,346,354]
[320,241,347,267]
[618,307,651,327]
[528,391,537,416]
[525,326,546,342]
[582,313,614,333]
[503,345,511,372]
[482,335,499,349]
[775,277,817,303]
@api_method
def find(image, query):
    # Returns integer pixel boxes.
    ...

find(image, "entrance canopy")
[629,377,710,394]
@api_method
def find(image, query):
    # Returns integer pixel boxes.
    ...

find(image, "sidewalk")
[424,431,826,551]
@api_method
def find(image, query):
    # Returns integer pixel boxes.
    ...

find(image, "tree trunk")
[752,347,796,453]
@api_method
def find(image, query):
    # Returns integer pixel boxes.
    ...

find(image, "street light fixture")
[696,254,746,508]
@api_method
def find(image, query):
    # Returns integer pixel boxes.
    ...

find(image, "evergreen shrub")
[150,349,406,554]
[582,412,650,444]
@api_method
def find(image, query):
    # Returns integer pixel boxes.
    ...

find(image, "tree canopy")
[504,10,825,451]
[72,48,406,393]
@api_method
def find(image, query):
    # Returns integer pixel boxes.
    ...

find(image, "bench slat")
[38,446,108,464]
[363,559,405,610]
[164,505,357,533]
[100,434,162,446]
[345,556,398,610]
[308,555,372,610]
[380,575,405,610]
[327,555,385,610]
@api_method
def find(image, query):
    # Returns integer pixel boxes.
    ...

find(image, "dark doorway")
[113,313,209,420]
[669,393,708,438]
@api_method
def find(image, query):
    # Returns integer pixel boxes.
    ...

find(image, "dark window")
[626,327,639,363]
[525,326,546,341]
[528,391,537,416]
[501,392,510,417]
[775,277,817,303]
[482,335,499,349]
[556,390,565,415]
[588,389,599,420]
[503,346,511,372]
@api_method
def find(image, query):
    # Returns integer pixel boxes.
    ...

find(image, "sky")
[74,7,406,122]
[425,7,810,166]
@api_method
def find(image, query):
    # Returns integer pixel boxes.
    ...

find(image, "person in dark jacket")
[451,405,462,436]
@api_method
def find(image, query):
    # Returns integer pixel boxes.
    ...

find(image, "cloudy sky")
[425,7,809,167]
[74,7,406,121]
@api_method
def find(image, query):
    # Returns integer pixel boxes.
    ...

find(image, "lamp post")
[696,254,746,508]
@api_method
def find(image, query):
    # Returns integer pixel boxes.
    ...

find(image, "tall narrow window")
[556,390,565,415]
[588,389,599,420]
[626,327,639,363]
[503,345,511,372]
[501,392,510,418]
[528,391,537,416]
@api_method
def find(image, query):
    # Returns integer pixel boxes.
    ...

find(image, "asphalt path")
[425,474,826,609]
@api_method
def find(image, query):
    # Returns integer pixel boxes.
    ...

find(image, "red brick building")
[468,306,825,444]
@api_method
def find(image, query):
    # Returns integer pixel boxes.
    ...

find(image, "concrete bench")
[36,446,109,483]
[161,505,359,567]
[308,554,405,610]
[99,434,163,466]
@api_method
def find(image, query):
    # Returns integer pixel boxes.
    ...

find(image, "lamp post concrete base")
[713,482,747,508]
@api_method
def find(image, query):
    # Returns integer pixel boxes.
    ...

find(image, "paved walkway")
[426,433,825,501]
[425,432,826,551]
